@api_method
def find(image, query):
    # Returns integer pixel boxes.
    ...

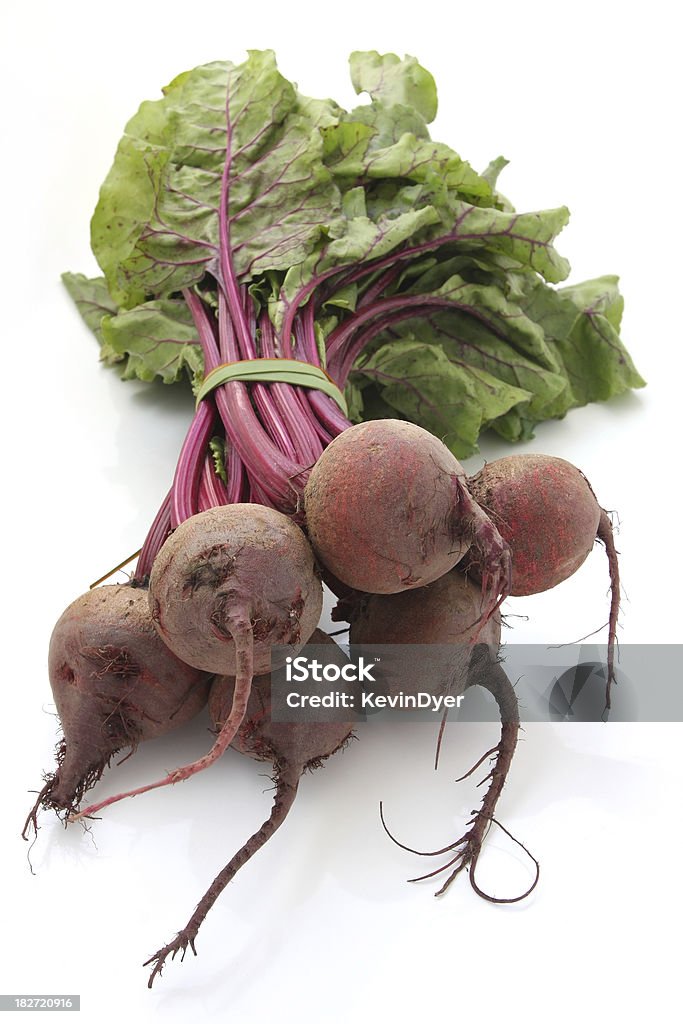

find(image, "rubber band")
[195,358,348,416]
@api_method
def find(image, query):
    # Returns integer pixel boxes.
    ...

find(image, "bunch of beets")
[24,410,619,984]
[24,51,625,987]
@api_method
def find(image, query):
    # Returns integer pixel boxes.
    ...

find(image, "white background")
[1,3,680,1022]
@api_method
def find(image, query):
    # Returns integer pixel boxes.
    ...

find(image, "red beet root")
[23,584,209,837]
[349,568,502,648]
[466,454,620,705]
[304,419,511,628]
[72,504,323,819]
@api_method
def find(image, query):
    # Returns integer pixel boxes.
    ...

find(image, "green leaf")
[481,156,509,189]
[553,275,646,402]
[322,282,358,312]
[90,98,175,307]
[434,199,571,283]
[560,274,625,331]
[279,188,441,312]
[295,94,345,129]
[343,378,365,422]
[323,125,491,204]
[364,307,569,423]
[209,437,228,483]
[354,338,530,458]
[349,51,438,123]
[61,272,118,348]
[337,101,431,155]
[350,381,406,424]
[364,181,437,224]
[100,298,203,385]
[480,156,515,213]
[415,273,562,371]
[489,407,539,443]
[91,52,341,307]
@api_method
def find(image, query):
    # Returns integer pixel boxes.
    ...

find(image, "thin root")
[381,656,539,903]
[22,740,115,839]
[597,508,621,710]
[434,707,448,771]
[144,764,300,987]
[454,745,499,783]
[144,931,198,989]
[22,781,53,842]
[380,802,470,858]
[404,813,540,903]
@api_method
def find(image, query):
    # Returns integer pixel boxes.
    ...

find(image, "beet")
[304,419,511,626]
[23,584,209,837]
[348,570,501,756]
[149,504,322,675]
[348,568,502,647]
[71,503,323,820]
[144,630,355,986]
[466,454,620,705]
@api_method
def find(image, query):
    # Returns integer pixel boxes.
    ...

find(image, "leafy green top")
[64,50,644,457]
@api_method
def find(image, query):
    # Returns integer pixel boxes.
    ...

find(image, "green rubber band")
[195,358,348,416]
